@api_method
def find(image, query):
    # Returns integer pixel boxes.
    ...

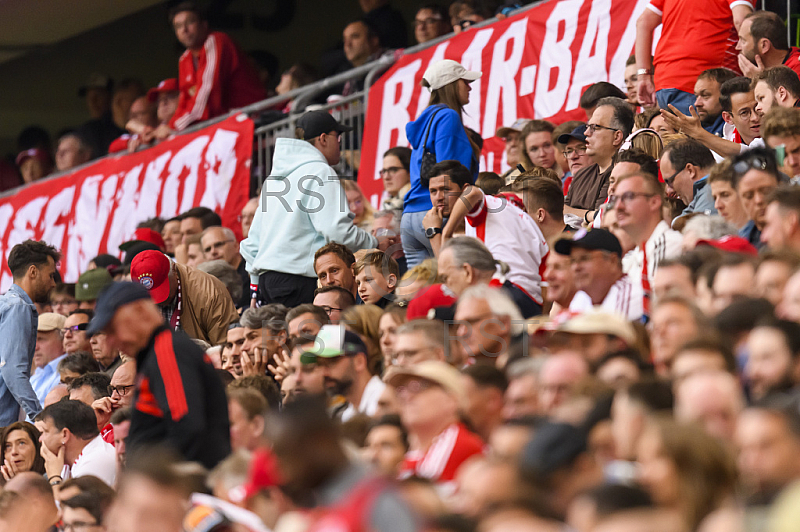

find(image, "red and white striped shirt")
[464,194,549,304]
[399,423,484,491]
[569,274,643,321]
[171,32,266,131]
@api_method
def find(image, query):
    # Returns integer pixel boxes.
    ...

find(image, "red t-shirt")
[170,31,266,131]
[783,47,800,79]
[399,423,484,485]
[649,0,755,93]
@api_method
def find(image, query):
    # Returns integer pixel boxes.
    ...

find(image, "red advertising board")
[0,114,253,290]
[358,0,650,206]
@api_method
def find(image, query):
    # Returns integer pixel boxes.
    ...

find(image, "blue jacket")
[0,284,41,425]
[681,176,717,216]
[240,138,378,281]
[404,104,478,213]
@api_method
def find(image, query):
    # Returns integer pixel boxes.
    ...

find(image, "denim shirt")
[0,284,42,424]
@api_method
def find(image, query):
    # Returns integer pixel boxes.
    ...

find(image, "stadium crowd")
[4,0,800,532]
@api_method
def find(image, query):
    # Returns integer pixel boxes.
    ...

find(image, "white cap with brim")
[555,309,636,346]
[422,59,481,92]
[38,312,66,332]
[384,360,466,406]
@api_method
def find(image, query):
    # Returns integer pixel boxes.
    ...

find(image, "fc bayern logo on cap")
[139,275,154,290]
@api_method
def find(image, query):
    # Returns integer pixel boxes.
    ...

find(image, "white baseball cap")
[422,59,481,92]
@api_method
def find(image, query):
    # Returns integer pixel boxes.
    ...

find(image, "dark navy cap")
[297,111,353,140]
[557,125,588,145]
[554,228,623,258]
[520,422,588,480]
[86,281,152,335]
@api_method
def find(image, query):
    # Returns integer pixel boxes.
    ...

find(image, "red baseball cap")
[406,284,457,320]
[119,228,166,252]
[130,250,172,303]
[696,236,758,257]
[239,448,283,502]
[147,78,179,102]
[15,148,51,167]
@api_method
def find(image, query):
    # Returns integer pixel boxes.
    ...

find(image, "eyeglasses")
[203,240,234,254]
[61,521,101,531]
[379,166,403,176]
[320,305,343,315]
[414,16,441,27]
[570,251,613,265]
[108,384,135,397]
[563,145,588,158]
[663,167,684,187]
[608,192,655,205]
[396,379,437,398]
[733,156,770,175]
[585,123,619,134]
[51,299,77,307]
[391,346,435,364]
[61,323,88,334]
[456,19,476,30]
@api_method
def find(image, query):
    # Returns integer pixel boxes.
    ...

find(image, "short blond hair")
[763,106,800,140]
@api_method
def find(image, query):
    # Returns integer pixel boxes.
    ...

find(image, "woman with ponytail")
[402,59,482,268]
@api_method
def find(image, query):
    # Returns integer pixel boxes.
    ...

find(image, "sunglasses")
[61,323,88,334]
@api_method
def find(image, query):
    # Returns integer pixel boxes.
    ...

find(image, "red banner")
[359,0,650,206]
[0,114,254,290]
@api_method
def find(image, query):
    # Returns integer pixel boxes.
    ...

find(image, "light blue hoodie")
[240,138,377,282]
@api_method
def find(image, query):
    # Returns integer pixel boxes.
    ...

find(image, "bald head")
[538,352,589,414]
[44,384,69,407]
[675,371,743,441]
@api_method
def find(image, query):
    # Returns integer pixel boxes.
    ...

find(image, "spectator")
[78,73,112,120]
[579,82,628,120]
[544,245,577,315]
[313,285,356,324]
[372,209,406,276]
[239,197,258,239]
[744,318,800,401]
[63,309,92,355]
[201,226,250,309]
[354,250,398,307]
[520,120,562,178]
[274,63,318,113]
[708,159,750,229]
[131,249,238,345]
[343,20,382,70]
[386,360,483,490]
[148,78,180,132]
[241,111,378,308]
[161,216,182,256]
[363,414,408,477]
[674,371,743,441]
[670,337,736,384]
[38,399,116,487]
[49,283,78,317]
[314,242,358,298]
[360,0,408,49]
[515,175,568,243]
[178,206,221,245]
[240,305,288,377]
[649,294,707,371]
[454,284,524,363]
[67,372,112,432]
[30,313,66,406]
[108,95,157,154]
[55,132,92,173]
[1,472,59,532]
[227,387,267,452]
[737,10,800,78]
[624,55,640,105]
[110,407,131,469]
[661,138,719,218]
[567,97,634,223]
[0,240,59,425]
[58,352,100,386]
[437,161,549,316]
[556,125,592,189]
[610,379,673,462]
[61,491,114,532]
[736,401,800,504]
[403,59,481,267]
[15,148,52,184]
[555,228,643,321]
[414,3,452,44]
[285,304,329,342]
[763,106,800,178]
[86,282,231,469]
[495,118,529,182]
[0,421,45,482]
[636,417,737,531]
[732,147,781,249]
[165,2,266,134]
[381,146,412,211]
[90,359,136,444]
[762,186,800,252]
[221,324,245,378]
[695,68,738,136]
[537,352,589,415]
[342,179,375,230]
[635,0,752,111]
[754,249,800,305]
[390,319,446,368]
[753,67,800,116]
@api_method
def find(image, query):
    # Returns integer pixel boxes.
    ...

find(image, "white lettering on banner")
[567,0,611,110]
[107,164,152,257]
[519,65,537,97]
[9,197,48,251]
[71,174,118,274]
[534,0,581,118]
[200,128,240,208]
[174,136,211,215]
[0,204,14,289]
[376,60,422,186]
[42,186,77,281]
[483,18,528,137]
[460,28,494,132]
[415,42,448,119]
[610,0,654,87]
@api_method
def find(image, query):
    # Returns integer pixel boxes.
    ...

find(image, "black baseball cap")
[297,111,353,140]
[520,422,588,479]
[557,125,588,145]
[86,282,152,335]
[554,228,622,257]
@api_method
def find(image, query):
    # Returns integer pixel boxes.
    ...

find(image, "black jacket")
[127,325,231,469]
